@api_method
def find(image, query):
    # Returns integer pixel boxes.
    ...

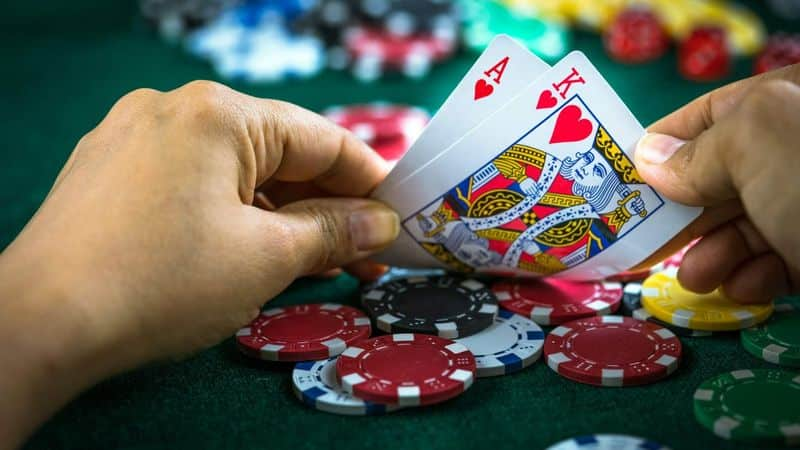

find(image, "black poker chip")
[361,275,498,338]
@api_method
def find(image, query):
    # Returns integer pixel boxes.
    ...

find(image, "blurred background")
[1,0,798,250]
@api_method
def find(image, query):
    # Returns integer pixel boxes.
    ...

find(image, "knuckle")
[170,80,238,126]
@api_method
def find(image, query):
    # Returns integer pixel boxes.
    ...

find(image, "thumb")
[275,198,400,276]
[634,130,738,207]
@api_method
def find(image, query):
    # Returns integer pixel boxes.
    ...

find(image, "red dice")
[678,27,731,81]
[754,33,800,75]
[604,8,670,64]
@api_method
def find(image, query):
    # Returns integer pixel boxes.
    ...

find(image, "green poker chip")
[741,302,800,367]
[459,0,569,61]
[693,369,800,444]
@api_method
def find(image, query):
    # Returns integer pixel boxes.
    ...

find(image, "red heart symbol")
[536,89,557,109]
[550,105,594,144]
[474,79,494,100]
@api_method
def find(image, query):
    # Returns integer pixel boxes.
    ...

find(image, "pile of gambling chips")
[230,223,800,446]
[140,0,464,82]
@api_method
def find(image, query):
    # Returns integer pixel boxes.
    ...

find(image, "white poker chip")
[455,309,544,377]
[292,357,402,416]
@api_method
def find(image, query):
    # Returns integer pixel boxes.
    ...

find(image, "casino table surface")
[2,2,797,449]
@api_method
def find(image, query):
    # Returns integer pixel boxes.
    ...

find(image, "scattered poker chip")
[623,282,713,337]
[693,369,800,444]
[336,333,476,406]
[641,267,773,331]
[544,315,682,387]
[632,308,713,338]
[186,12,325,82]
[370,266,447,287]
[545,434,672,450]
[741,302,800,367]
[620,282,644,314]
[494,279,622,326]
[603,8,670,64]
[461,0,570,61]
[753,33,800,75]
[292,357,402,415]
[345,27,456,81]
[356,0,459,39]
[140,0,241,41]
[678,26,731,82]
[236,303,371,361]
[455,309,544,377]
[323,103,429,162]
[361,275,498,339]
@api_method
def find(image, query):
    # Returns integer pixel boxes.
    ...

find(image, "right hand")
[634,64,800,304]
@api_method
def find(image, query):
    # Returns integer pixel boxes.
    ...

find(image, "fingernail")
[349,205,400,251]
[636,133,686,164]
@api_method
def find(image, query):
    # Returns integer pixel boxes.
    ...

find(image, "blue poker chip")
[292,357,402,416]
[185,2,324,82]
[455,309,544,377]
[546,434,671,450]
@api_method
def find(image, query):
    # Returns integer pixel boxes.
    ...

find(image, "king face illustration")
[404,99,664,276]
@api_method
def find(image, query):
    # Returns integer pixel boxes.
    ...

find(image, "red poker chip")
[544,315,682,387]
[345,27,457,68]
[493,279,623,325]
[236,304,371,362]
[336,334,476,406]
[323,103,428,162]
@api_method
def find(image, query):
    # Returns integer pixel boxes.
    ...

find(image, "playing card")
[375,51,702,280]
[374,34,550,197]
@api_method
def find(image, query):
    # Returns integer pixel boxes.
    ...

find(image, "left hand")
[0,81,399,448]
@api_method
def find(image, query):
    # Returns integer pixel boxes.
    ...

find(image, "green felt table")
[2,1,797,449]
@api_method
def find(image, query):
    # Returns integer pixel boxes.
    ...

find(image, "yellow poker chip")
[641,268,774,331]
[721,7,767,56]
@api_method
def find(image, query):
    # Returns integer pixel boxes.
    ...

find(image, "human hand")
[0,81,399,446]
[634,64,800,303]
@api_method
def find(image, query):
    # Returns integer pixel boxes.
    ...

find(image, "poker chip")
[693,369,800,444]
[323,103,429,162]
[345,27,456,81]
[236,303,371,361]
[362,275,498,339]
[632,308,713,338]
[292,357,402,415]
[624,282,713,337]
[461,0,570,61]
[546,434,672,450]
[336,333,476,406]
[741,302,800,367]
[455,309,544,377]
[370,266,447,287]
[186,9,325,82]
[641,267,773,331]
[544,315,682,387]
[494,279,622,326]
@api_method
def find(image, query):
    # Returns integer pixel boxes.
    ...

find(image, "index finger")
[254,99,390,197]
[648,63,800,139]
